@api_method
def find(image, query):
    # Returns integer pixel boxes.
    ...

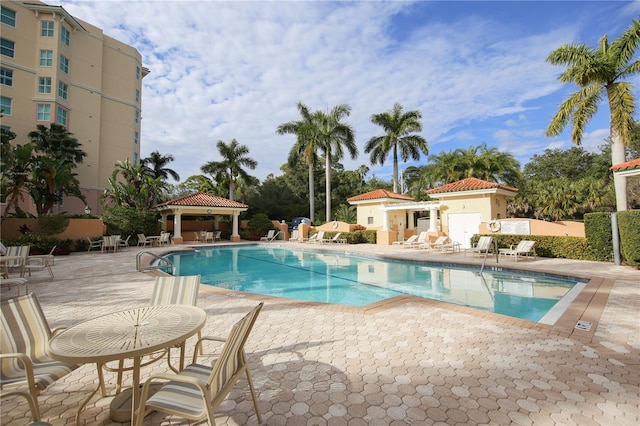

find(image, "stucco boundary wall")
[478,218,585,237]
[0,218,105,240]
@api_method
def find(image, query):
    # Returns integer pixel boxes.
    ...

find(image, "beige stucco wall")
[479,218,585,237]
[0,218,104,240]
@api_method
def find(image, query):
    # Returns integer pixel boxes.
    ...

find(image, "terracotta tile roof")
[155,192,248,208]
[426,177,518,194]
[610,158,640,171]
[347,189,415,202]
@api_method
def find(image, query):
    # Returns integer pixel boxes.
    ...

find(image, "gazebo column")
[382,209,389,231]
[230,211,241,242]
[214,215,220,230]
[172,212,183,244]
[429,207,438,232]
[408,211,415,230]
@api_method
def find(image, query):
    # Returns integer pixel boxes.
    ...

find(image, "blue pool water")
[165,245,585,322]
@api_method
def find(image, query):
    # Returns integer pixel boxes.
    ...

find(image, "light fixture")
[206,209,212,214]
[84,205,91,215]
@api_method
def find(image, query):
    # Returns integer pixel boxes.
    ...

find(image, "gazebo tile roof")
[154,192,248,209]
[426,177,518,194]
[347,189,415,202]
[610,158,640,171]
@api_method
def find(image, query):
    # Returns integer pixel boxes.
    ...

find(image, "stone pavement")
[1,242,638,425]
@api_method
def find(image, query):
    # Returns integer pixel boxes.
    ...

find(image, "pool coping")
[152,242,612,345]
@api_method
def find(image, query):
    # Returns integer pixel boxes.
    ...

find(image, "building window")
[1,38,15,58]
[38,77,52,94]
[0,67,13,86]
[37,104,50,121]
[367,217,374,225]
[60,26,70,46]
[0,96,12,115]
[1,6,16,27]
[133,152,139,165]
[136,66,140,79]
[39,50,53,67]
[41,21,54,37]
[134,131,139,145]
[134,110,139,123]
[135,89,140,103]
[59,54,69,73]
[58,81,68,99]
[57,107,67,126]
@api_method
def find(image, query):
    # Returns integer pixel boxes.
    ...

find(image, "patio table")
[48,304,206,425]
[145,235,162,246]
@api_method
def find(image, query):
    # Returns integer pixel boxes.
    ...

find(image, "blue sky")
[58,0,640,184]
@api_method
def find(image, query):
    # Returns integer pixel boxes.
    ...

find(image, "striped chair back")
[150,275,200,306]
[208,302,263,396]
[1,293,79,421]
[1,293,51,367]
[477,236,493,250]
[4,245,30,268]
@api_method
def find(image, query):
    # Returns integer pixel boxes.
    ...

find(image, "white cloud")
[58,0,636,183]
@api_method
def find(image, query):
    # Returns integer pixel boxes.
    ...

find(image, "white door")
[448,213,481,248]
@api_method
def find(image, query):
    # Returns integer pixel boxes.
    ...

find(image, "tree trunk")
[325,153,331,222]
[393,147,399,193]
[308,163,315,222]
[611,128,627,211]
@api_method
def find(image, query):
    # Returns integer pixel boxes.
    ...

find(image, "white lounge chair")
[137,233,151,247]
[427,236,449,251]
[465,236,493,257]
[393,235,418,247]
[322,232,345,244]
[499,240,536,261]
[406,232,429,249]
[260,230,275,241]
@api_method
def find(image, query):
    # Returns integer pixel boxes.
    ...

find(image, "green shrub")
[584,212,613,261]
[248,213,274,238]
[35,214,69,235]
[618,210,640,267]
[101,206,159,236]
[473,234,599,261]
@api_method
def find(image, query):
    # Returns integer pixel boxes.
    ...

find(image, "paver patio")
[1,242,638,425]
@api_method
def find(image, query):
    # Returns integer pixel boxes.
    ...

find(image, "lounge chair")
[310,230,325,243]
[427,236,449,251]
[158,232,171,246]
[104,275,203,395]
[87,237,103,252]
[101,236,118,253]
[260,230,275,241]
[137,233,151,247]
[289,230,299,241]
[136,303,263,425]
[27,246,56,266]
[213,231,222,241]
[392,234,418,247]
[1,293,80,421]
[499,240,536,262]
[406,232,429,249]
[3,245,29,277]
[464,236,493,257]
[23,255,54,280]
[118,235,131,250]
[0,277,29,295]
[322,232,346,244]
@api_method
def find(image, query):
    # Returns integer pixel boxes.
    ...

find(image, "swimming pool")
[165,245,586,322]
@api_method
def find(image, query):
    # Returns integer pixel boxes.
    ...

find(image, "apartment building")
[1,0,148,215]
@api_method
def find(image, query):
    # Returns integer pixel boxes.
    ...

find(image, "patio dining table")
[47,304,206,425]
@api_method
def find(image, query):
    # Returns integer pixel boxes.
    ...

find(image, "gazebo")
[154,192,248,243]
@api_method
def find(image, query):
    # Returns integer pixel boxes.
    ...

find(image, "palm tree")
[201,139,257,201]
[313,104,357,221]
[142,151,180,181]
[546,19,640,210]
[277,102,321,222]
[365,103,428,193]
[28,123,86,164]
